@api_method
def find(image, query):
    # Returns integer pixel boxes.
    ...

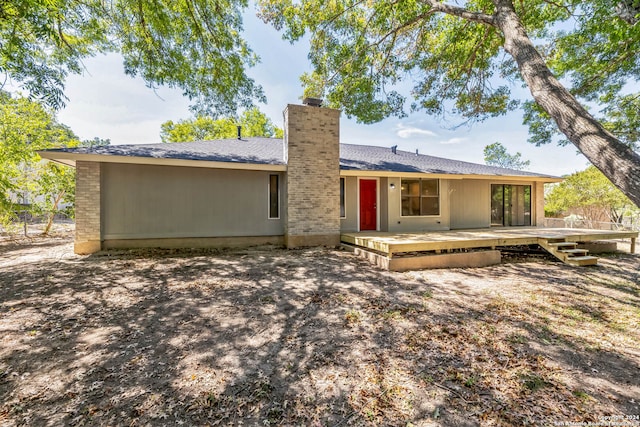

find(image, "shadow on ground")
[0,237,638,426]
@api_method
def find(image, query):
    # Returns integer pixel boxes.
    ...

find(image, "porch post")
[535,182,545,227]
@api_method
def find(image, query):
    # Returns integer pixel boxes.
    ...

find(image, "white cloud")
[55,53,191,144]
[439,137,468,145]
[395,123,438,139]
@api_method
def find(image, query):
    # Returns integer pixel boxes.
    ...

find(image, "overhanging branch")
[418,0,496,26]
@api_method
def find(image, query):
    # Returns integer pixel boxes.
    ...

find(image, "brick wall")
[75,161,102,254]
[284,104,341,248]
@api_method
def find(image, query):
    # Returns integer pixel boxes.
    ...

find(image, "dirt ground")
[0,230,639,426]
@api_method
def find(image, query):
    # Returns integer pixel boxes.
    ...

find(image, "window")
[269,174,279,219]
[340,178,346,218]
[401,179,440,216]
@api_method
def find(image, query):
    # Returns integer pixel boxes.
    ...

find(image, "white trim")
[399,178,442,218]
[357,177,380,232]
[37,151,287,172]
[268,174,280,220]
[340,169,561,183]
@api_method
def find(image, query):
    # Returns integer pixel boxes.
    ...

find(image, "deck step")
[559,248,589,255]
[538,239,598,266]
[566,256,599,266]
[547,241,579,248]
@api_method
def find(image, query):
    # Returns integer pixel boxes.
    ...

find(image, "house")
[38,99,561,255]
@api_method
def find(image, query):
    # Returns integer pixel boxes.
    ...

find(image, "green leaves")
[522,101,570,147]
[599,94,640,150]
[160,107,282,142]
[483,142,530,170]
[114,0,264,116]
[259,0,514,123]
[523,95,639,151]
[1,0,263,115]
[0,91,79,226]
[1,0,111,109]
[259,0,640,144]
[545,166,636,223]
[547,2,640,102]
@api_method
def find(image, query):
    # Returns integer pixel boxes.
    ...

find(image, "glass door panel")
[491,184,504,226]
[491,184,531,226]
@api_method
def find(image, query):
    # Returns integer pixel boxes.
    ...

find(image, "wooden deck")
[341,227,638,259]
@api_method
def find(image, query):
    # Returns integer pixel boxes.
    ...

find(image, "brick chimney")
[283,100,341,248]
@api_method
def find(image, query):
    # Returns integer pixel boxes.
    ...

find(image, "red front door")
[359,179,377,231]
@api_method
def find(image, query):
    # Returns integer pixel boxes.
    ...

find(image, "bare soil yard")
[0,231,638,426]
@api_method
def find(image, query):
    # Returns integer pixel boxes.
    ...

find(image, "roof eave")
[36,151,287,172]
[339,169,562,182]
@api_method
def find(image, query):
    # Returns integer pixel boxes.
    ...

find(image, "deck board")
[341,227,638,257]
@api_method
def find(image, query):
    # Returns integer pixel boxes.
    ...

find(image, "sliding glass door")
[491,184,531,226]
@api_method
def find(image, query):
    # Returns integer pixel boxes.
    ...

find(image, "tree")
[0,91,54,214]
[81,137,111,148]
[483,142,530,170]
[35,161,77,235]
[12,158,78,236]
[546,166,637,227]
[160,107,284,143]
[0,0,263,115]
[0,91,79,234]
[257,0,640,207]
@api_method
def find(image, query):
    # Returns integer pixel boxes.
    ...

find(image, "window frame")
[340,177,346,219]
[400,178,441,217]
[490,183,532,227]
[268,174,280,219]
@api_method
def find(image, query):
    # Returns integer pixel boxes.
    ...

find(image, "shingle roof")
[339,144,552,177]
[43,137,556,178]
[47,138,286,166]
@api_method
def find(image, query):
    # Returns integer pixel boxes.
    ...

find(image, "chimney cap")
[302,97,323,107]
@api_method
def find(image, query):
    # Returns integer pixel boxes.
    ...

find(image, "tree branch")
[56,15,73,50]
[538,0,575,17]
[418,0,496,26]
[320,0,368,30]
[323,7,435,87]
[578,48,635,96]
[370,10,436,49]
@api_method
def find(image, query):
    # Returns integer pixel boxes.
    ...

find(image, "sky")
[53,8,591,177]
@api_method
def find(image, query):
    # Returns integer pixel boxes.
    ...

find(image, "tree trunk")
[493,0,640,208]
[42,190,65,236]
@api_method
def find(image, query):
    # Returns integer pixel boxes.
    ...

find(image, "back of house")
[39,99,560,255]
